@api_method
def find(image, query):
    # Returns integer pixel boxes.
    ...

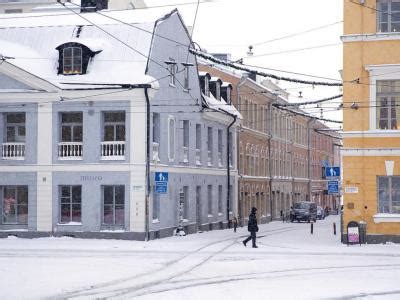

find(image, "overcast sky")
[145,0,344,125]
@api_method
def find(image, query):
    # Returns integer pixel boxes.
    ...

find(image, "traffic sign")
[325,166,340,178]
[155,172,168,182]
[155,172,168,194]
[328,180,339,194]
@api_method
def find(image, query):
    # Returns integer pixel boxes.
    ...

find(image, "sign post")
[327,181,339,195]
[155,172,168,194]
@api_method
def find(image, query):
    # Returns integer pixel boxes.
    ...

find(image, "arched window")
[63,47,82,75]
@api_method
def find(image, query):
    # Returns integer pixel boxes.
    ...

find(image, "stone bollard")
[333,222,336,235]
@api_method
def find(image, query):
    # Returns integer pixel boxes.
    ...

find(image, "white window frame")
[63,47,82,75]
[168,116,176,162]
[168,63,178,87]
[366,64,400,131]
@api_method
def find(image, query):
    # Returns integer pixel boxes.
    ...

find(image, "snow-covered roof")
[202,92,242,119]
[0,9,180,90]
[198,71,210,77]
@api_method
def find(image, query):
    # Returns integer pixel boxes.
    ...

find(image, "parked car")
[317,206,325,220]
[292,201,317,223]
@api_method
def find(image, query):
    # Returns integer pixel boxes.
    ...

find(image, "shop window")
[59,185,81,223]
[102,185,125,225]
[2,186,28,224]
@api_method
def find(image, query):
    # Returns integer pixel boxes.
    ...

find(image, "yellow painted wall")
[343,0,400,236]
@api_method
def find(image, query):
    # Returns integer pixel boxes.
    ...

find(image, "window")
[196,124,201,165]
[207,127,213,166]
[218,185,223,214]
[168,63,178,86]
[168,117,175,161]
[376,80,400,129]
[228,131,233,167]
[218,129,223,166]
[152,191,160,220]
[183,186,189,219]
[103,185,125,225]
[378,176,400,213]
[60,185,81,223]
[2,186,28,224]
[183,65,189,90]
[207,185,213,215]
[63,47,82,75]
[377,0,400,32]
[153,113,160,143]
[182,120,189,163]
[61,112,83,142]
[103,112,125,141]
[5,113,25,143]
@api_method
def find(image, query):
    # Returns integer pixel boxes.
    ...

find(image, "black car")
[291,201,317,223]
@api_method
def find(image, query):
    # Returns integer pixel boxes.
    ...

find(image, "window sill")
[373,213,400,223]
[57,222,82,226]
[169,84,176,88]
[152,219,160,224]
[218,213,223,216]
[208,214,213,218]
[100,156,126,161]
[58,157,83,161]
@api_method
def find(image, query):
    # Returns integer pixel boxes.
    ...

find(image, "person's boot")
[252,245,258,248]
[242,241,247,247]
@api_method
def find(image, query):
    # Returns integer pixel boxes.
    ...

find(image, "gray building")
[0,8,240,240]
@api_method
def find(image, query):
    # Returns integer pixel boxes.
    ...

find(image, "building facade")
[0,9,239,240]
[199,62,340,224]
[342,0,400,243]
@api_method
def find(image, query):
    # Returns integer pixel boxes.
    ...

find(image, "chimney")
[81,0,108,12]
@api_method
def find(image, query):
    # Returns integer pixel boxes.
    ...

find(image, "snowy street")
[2,215,400,300]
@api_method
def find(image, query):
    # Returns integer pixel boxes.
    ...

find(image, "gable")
[0,72,34,91]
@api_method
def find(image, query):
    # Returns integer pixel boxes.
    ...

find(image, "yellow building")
[342,0,400,243]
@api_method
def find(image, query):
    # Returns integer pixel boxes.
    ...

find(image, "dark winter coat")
[247,212,258,232]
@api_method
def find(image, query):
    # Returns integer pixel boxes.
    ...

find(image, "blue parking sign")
[328,181,339,195]
[155,172,168,194]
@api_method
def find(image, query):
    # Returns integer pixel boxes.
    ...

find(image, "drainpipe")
[307,118,316,202]
[268,95,278,221]
[236,75,247,224]
[144,87,151,241]
[227,114,237,228]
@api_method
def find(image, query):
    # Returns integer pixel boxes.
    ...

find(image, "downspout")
[307,118,316,202]
[145,87,151,241]
[227,114,237,227]
[268,96,278,221]
[236,75,247,224]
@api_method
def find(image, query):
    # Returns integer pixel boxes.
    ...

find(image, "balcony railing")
[2,142,25,160]
[182,146,189,163]
[195,148,201,166]
[152,142,160,163]
[58,142,83,159]
[101,141,125,160]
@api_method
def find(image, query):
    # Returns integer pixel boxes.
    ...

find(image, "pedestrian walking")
[233,216,238,233]
[242,207,259,248]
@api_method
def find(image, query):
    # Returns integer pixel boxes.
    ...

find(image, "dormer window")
[209,78,222,100]
[56,42,101,76]
[221,83,232,104]
[63,47,82,75]
[199,72,211,96]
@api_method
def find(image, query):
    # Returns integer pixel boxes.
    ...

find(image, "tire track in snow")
[125,264,400,298]
[56,226,299,299]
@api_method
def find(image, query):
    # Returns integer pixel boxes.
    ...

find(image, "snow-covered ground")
[1,215,400,300]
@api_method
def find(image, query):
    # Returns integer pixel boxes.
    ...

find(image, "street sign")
[328,180,339,195]
[155,172,168,182]
[325,166,340,178]
[155,172,168,194]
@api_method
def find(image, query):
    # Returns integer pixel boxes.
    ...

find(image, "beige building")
[342,0,400,243]
[199,62,340,224]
